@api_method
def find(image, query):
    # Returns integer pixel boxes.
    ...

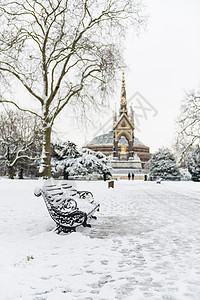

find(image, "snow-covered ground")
[1,179,200,300]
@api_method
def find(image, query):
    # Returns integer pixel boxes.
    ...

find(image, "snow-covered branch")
[0,109,42,178]
[0,0,146,177]
[175,89,200,163]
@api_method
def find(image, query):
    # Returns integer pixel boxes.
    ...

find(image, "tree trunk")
[39,125,52,178]
[7,147,14,179]
[8,165,14,179]
[19,168,23,179]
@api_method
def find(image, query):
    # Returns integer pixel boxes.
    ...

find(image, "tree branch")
[0,99,42,119]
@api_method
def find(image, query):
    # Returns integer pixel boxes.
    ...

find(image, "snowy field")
[1,179,200,300]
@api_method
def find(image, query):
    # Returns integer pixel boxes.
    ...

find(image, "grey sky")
[55,0,200,153]
[125,0,200,152]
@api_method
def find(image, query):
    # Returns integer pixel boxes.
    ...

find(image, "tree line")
[0,0,145,178]
[0,97,200,181]
[148,89,200,182]
[0,109,111,179]
[0,1,199,180]
[148,146,200,182]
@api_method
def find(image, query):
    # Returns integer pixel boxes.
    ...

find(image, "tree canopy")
[0,109,42,178]
[176,90,200,163]
[0,0,145,178]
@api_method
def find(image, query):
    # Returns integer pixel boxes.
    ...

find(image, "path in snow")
[84,181,200,299]
[1,179,200,300]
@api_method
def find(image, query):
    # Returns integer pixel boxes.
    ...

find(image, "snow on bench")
[34,180,100,234]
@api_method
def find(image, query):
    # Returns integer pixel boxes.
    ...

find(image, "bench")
[34,181,100,234]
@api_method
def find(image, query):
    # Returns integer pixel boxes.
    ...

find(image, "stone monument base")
[109,159,142,169]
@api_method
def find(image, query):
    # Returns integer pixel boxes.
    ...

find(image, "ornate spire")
[119,72,128,115]
[130,105,134,124]
[113,103,117,123]
[121,72,127,104]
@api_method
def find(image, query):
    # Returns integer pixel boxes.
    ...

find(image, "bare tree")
[0,109,42,178]
[176,90,200,163]
[0,0,145,178]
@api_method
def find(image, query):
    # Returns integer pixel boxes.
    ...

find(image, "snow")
[52,143,111,177]
[1,179,200,299]
[148,148,181,181]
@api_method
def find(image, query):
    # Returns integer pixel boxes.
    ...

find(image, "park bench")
[34,180,100,234]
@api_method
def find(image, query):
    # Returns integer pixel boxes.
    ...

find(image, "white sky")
[55,0,200,153]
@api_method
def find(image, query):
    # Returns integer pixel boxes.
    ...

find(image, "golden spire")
[130,105,134,125]
[113,103,117,123]
[119,72,128,115]
[120,72,127,105]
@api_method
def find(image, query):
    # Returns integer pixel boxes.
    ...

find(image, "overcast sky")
[55,0,200,153]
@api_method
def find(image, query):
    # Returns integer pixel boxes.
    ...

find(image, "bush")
[187,145,200,181]
[148,148,181,181]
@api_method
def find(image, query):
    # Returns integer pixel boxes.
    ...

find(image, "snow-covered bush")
[52,141,81,161]
[179,168,192,181]
[187,145,200,181]
[51,142,112,179]
[73,149,112,177]
[51,142,81,178]
[148,148,181,181]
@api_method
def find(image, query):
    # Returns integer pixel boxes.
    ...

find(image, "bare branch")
[0,0,145,177]
[0,99,42,119]
[0,65,43,104]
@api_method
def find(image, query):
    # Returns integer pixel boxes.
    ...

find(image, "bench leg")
[55,225,76,234]
[55,225,63,234]
[90,215,97,220]
[63,227,76,233]
[82,219,91,228]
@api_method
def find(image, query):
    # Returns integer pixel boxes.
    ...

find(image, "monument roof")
[86,131,145,147]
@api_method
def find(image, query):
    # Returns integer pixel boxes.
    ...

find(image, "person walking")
[103,172,107,181]
[128,172,131,180]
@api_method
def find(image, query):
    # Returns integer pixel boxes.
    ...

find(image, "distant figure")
[128,172,131,180]
[144,174,148,181]
[132,173,134,180]
[103,173,107,181]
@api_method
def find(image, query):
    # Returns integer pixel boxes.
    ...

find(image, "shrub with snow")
[187,145,200,182]
[148,148,181,181]
[51,141,81,178]
[51,142,112,178]
[179,168,192,181]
